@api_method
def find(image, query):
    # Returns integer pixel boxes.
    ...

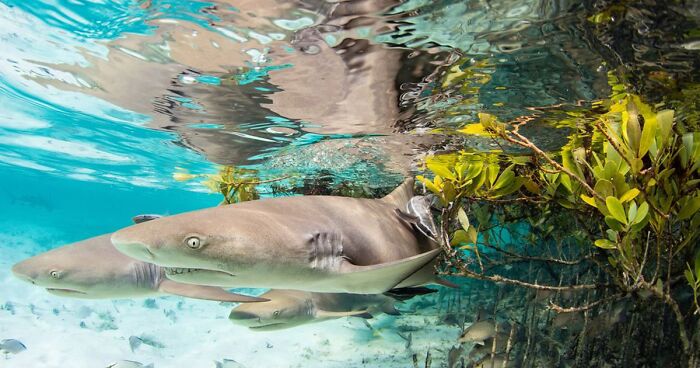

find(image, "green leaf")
[605,216,623,231]
[632,202,649,225]
[442,181,457,203]
[486,164,499,186]
[450,230,469,246]
[606,196,628,224]
[685,269,696,286]
[492,165,515,191]
[619,188,640,203]
[427,162,455,181]
[627,201,638,225]
[638,113,657,157]
[595,239,617,250]
[678,195,700,220]
[457,207,470,232]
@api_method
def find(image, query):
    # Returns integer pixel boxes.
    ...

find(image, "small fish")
[447,345,464,368]
[0,339,26,355]
[550,311,584,331]
[107,360,154,368]
[215,359,246,368]
[128,336,142,352]
[129,335,165,352]
[458,320,497,344]
[474,354,514,368]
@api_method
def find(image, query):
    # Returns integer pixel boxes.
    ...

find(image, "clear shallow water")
[0,0,697,367]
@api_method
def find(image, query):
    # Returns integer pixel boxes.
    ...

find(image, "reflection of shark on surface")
[11,218,266,303]
[112,179,446,294]
[229,289,404,331]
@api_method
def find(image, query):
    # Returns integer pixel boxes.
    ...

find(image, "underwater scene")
[1,0,699,367]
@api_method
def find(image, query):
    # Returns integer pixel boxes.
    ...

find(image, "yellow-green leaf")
[606,196,627,224]
[427,162,455,181]
[450,230,469,246]
[467,226,478,244]
[595,239,617,250]
[492,165,515,191]
[457,207,470,232]
[638,113,657,157]
[656,109,674,144]
[632,202,649,225]
[580,194,596,207]
[619,188,640,203]
[417,175,441,194]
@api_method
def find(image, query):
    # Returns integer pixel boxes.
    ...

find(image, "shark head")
[228,290,316,330]
[110,207,258,285]
[11,235,138,298]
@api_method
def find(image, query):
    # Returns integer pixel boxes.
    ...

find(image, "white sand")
[0,230,460,368]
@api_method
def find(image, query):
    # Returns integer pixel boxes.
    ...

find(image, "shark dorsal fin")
[381,178,414,208]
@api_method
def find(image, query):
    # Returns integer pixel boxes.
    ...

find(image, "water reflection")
[5,0,686,184]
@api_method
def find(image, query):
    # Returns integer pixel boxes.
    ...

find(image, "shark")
[111,179,444,294]
[229,289,402,331]
[11,231,266,303]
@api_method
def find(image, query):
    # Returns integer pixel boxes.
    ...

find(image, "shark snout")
[229,311,259,320]
[11,262,36,284]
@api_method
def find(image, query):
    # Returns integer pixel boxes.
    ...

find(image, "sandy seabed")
[0,229,459,368]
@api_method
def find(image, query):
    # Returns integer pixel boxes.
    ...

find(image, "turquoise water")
[0,0,697,367]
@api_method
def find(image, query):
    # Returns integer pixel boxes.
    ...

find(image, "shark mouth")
[249,323,286,330]
[46,288,86,295]
[164,267,235,277]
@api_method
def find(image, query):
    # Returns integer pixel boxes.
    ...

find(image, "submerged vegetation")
[419,60,700,365]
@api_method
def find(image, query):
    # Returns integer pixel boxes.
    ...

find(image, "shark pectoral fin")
[316,309,371,318]
[335,248,441,294]
[158,279,269,303]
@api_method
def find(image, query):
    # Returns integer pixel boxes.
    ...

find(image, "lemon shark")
[229,289,401,331]
[11,232,266,303]
[111,179,444,294]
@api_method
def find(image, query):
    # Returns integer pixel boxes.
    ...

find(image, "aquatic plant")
[420,69,700,366]
[174,166,287,204]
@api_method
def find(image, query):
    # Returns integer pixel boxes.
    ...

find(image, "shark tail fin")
[158,279,269,303]
[381,178,414,208]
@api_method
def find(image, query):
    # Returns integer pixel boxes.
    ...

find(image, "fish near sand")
[214,358,246,368]
[111,179,444,294]
[229,289,402,330]
[107,360,154,368]
[458,320,520,345]
[11,232,266,303]
[0,339,26,355]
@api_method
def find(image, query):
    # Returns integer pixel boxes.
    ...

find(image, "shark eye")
[185,236,201,249]
[273,310,280,319]
[49,270,60,279]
